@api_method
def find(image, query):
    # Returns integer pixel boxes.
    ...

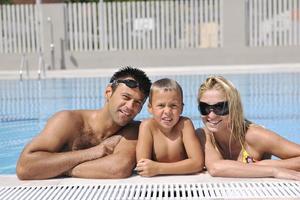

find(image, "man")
[16,67,152,180]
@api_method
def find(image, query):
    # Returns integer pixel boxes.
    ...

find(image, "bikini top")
[210,132,256,163]
[241,144,256,163]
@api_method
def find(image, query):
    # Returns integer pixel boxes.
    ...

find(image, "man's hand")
[101,135,122,155]
[66,135,123,177]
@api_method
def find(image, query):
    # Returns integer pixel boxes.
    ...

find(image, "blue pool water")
[0,72,300,174]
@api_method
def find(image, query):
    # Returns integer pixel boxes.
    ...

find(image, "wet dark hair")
[109,66,152,97]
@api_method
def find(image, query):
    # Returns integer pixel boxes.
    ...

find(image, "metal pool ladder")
[0,182,300,199]
[19,53,29,81]
[19,53,46,80]
[37,52,46,80]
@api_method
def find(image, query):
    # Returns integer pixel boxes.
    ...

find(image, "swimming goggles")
[111,79,139,89]
[198,101,229,116]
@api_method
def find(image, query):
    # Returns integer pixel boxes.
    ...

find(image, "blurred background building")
[0,0,299,73]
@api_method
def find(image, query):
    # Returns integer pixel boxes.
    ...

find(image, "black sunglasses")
[111,79,139,89]
[198,101,229,116]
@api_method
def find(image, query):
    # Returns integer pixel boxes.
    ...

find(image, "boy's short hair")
[110,66,152,98]
[149,78,183,104]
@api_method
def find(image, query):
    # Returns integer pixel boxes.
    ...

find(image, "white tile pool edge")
[1,63,300,80]
[0,172,298,187]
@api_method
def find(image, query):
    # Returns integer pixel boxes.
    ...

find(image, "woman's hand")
[136,158,159,177]
[272,167,300,180]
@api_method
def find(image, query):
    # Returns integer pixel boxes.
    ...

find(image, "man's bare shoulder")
[50,110,82,124]
[125,120,142,131]
[22,110,88,154]
[53,109,99,121]
[118,120,141,140]
[44,110,88,135]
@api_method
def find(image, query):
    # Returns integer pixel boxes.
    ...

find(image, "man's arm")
[69,123,139,179]
[16,111,106,180]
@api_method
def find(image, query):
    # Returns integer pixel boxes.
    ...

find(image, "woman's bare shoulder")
[246,124,274,140]
[246,123,279,150]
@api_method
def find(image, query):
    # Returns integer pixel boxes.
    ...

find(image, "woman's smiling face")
[199,89,230,133]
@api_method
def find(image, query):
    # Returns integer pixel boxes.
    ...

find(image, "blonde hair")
[149,78,183,105]
[197,76,250,145]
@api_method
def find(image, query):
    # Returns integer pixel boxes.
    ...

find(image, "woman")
[196,76,300,180]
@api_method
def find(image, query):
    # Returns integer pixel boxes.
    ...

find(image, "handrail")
[37,52,46,79]
[19,53,29,81]
[48,17,55,70]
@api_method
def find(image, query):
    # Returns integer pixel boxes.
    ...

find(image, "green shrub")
[0,0,12,4]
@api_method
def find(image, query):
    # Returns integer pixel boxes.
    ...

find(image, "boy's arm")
[136,120,153,162]
[180,118,204,172]
[155,118,204,175]
[137,118,204,176]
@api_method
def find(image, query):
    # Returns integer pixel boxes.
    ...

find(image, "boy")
[136,78,204,177]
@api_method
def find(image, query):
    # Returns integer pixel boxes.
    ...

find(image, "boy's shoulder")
[140,118,156,127]
[173,116,194,131]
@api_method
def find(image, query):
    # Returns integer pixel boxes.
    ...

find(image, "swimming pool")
[0,70,300,174]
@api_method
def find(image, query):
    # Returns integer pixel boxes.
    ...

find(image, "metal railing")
[1,0,300,54]
[247,0,300,47]
[1,0,300,71]
[65,0,223,52]
[0,4,42,54]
